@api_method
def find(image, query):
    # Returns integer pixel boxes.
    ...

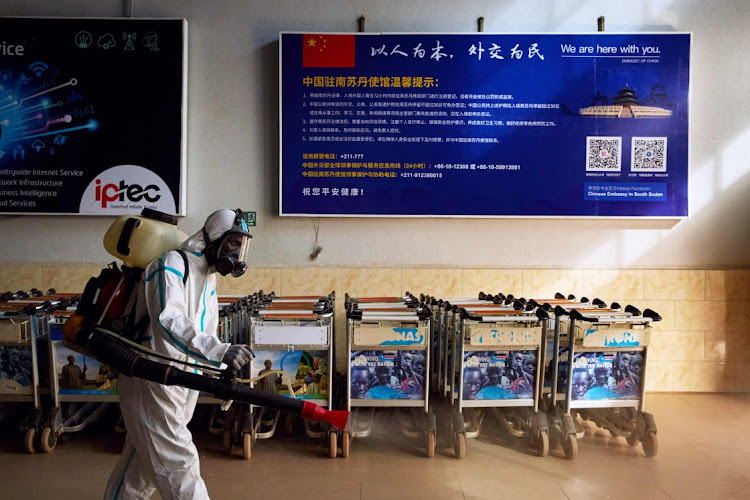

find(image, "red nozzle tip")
[324,410,349,431]
[300,402,349,430]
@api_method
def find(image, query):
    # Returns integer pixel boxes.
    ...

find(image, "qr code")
[586,136,622,172]
[631,137,667,172]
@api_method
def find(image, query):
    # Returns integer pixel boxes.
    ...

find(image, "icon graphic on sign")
[53,135,68,146]
[242,211,257,227]
[31,140,46,152]
[123,32,137,51]
[98,34,116,50]
[68,90,83,103]
[0,150,4,159]
[29,61,49,77]
[18,73,31,85]
[143,31,160,51]
[75,31,93,48]
[0,69,12,81]
[13,145,25,160]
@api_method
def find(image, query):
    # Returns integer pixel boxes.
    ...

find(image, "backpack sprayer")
[61,209,348,431]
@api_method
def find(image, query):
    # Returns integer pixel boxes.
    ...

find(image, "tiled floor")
[0,394,749,499]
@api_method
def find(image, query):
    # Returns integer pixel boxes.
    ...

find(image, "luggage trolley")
[345,296,436,458]
[0,301,49,453]
[240,293,335,458]
[430,294,514,401]
[522,294,609,458]
[44,293,123,453]
[447,299,549,458]
[204,295,248,441]
[546,300,661,459]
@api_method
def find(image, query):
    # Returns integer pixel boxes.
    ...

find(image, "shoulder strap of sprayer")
[175,249,190,285]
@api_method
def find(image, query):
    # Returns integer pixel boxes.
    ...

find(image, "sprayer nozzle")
[300,401,349,430]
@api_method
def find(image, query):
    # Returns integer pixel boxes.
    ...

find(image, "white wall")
[1,0,748,269]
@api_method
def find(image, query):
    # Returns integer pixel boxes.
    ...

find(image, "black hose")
[79,329,304,414]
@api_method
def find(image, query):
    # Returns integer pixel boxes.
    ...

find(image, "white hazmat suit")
[104,209,252,500]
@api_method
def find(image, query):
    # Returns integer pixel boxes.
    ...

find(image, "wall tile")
[41,265,104,293]
[279,268,339,296]
[0,265,43,292]
[673,362,735,392]
[648,331,704,363]
[674,301,728,331]
[705,331,750,362]
[340,268,401,297]
[460,269,523,298]
[645,361,674,392]
[401,268,461,298]
[215,268,281,295]
[735,363,750,393]
[648,331,675,362]
[522,269,583,300]
[706,270,750,301]
[704,331,729,362]
[644,270,705,301]
[726,301,750,332]
[582,270,644,301]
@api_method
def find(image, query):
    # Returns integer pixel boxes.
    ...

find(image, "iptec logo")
[95,179,161,207]
[80,165,176,215]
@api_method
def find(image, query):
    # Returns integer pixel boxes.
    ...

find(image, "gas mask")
[204,209,252,277]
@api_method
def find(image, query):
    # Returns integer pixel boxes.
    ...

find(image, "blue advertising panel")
[555,349,642,401]
[462,350,536,400]
[0,17,186,215]
[280,32,690,217]
[251,350,328,400]
[350,350,426,400]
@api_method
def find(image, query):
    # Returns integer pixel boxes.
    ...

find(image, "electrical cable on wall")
[309,218,323,261]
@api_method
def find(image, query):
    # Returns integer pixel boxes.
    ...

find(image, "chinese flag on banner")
[302,34,356,68]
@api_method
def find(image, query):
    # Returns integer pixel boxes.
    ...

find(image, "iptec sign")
[79,164,176,215]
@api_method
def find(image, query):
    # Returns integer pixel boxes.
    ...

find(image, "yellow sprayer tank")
[103,208,188,269]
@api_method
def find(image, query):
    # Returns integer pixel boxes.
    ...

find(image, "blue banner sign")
[280,32,690,217]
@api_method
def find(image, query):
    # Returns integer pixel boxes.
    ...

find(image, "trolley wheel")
[626,432,639,447]
[222,429,232,453]
[40,426,57,453]
[426,431,436,458]
[563,433,578,460]
[328,431,338,459]
[242,432,252,460]
[453,432,466,459]
[549,425,561,450]
[341,432,350,459]
[24,428,36,454]
[284,413,294,435]
[642,432,658,458]
[536,430,550,458]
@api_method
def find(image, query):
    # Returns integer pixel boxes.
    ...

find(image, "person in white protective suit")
[104,208,254,500]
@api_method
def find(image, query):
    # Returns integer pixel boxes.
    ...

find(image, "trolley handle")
[569,309,598,322]
[459,308,482,321]
[535,308,549,321]
[643,308,662,322]
[554,305,570,317]
[624,304,642,316]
